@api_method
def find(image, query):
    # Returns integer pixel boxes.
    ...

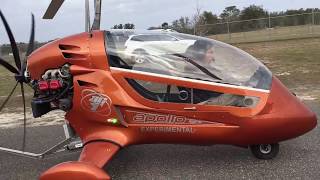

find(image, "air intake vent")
[59,44,81,51]
[61,52,87,60]
[77,80,97,88]
[59,44,88,61]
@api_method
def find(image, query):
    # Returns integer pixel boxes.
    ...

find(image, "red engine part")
[49,80,62,90]
[38,81,49,91]
[38,80,62,91]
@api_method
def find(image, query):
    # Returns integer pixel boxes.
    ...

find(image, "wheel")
[250,143,279,160]
[132,49,149,64]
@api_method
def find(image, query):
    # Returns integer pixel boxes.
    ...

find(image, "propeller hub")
[15,74,26,83]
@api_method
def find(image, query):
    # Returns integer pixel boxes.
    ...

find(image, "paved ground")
[0,101,319,180]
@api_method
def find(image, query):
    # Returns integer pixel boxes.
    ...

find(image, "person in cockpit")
[184,40,243,106]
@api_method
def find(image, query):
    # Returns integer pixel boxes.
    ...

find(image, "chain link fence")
[196,11,320,43]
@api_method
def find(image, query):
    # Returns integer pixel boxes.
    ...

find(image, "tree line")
[151,5,320,35]
[112,23,135,29]
[0,41,46,56]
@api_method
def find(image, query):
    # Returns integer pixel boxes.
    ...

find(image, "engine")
[30,64,73,118]
[25,31,108,118]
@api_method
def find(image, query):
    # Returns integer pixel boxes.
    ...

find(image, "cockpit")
[105,30,272,89]
[104,30,272,108]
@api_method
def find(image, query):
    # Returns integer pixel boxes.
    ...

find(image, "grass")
[235,37,320,103]
[208,25,320,44]
[0,56,18,96]
[0,55,33,109]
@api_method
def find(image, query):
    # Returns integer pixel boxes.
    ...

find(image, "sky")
[0,0,319,43]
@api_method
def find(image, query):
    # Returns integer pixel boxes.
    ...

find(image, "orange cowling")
[27,31,108,80]
[39,162,110,180]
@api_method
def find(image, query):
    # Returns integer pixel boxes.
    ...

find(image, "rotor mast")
[85,0,90,32]
[91,0,102,31]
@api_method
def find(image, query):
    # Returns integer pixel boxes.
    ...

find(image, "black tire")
[132,49,149,64]
[250,143,279,160]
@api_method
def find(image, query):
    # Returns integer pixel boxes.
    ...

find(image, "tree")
[147,26,161,30]
[161,22,169,29]
[240,5,268,20]
[202,11,218,24]
[112,23,135,29]
[124,23,135,29]
[171,17,193,34]
[112,24,123,29]
[196,11,219,35]
[240,5,268,31]
[220,6,240,21]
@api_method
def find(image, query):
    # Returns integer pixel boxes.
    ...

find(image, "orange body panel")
[79,142,120,168]
[27,31,316,179]
[40,161,110,180]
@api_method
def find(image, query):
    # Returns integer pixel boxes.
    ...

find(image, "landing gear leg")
[250,143,279,160]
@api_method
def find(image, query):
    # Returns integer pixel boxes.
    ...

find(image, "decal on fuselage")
[140,126,196,134]
[81,89,112,116]
[126,110,221,125]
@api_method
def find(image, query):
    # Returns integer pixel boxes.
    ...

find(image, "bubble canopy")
[104,30,272,90]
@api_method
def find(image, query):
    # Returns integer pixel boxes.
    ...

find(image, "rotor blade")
[43,0,65,19]
[0,82,19,112]
[0,10,21,70]
[21,14,35,75]
[0,58,19,74]
[20,83,27,151]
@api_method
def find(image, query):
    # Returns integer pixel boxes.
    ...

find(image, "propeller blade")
[20,83,27,151]
[0,10,21,70]
[43,0,65,19]
[21,14,35,76]
[0,58,19,74]
[26,14,35,57]
[0,82,19,112]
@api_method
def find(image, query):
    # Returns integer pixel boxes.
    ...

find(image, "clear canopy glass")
[105,30,272,90]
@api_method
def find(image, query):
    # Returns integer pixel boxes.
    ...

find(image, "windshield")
[105,30,272,90]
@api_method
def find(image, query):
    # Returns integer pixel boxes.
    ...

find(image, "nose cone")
[260,77,317,141]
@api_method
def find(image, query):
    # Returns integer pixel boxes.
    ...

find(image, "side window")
[192,89,259,107]
[131,35,144,41]
[126,79,260,108]
[130,35,177,42]
[158,35,178,41]
[127,79,191,104]
[131,35,160,42]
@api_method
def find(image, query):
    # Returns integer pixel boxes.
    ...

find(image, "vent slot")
[62,52,72,59]
[77,80,97,88]
[62,52,87,60]
[59,44,88,62]
[59,44,81,51]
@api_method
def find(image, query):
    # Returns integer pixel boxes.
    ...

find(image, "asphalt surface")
[0,101,319,180]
